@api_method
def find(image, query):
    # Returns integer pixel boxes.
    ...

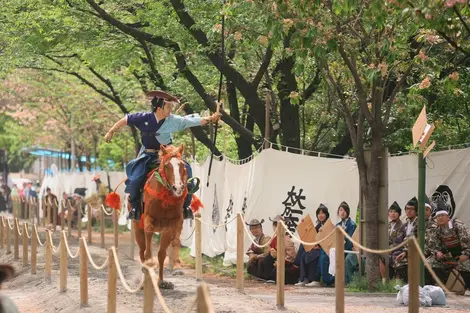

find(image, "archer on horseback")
[104,90,221,222]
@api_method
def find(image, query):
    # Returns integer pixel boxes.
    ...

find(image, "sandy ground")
[1,216,470,313]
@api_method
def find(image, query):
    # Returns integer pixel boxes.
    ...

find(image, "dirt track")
[1,217,470,312]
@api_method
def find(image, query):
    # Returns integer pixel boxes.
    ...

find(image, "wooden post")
[26,199,30,220]
[53,200,58,230]
[107,248,117,313]
[6,220,11,255]
[113,209,118,250]
[60,231,68,292]
[61,200,65,230]
[45,231,52,283]
[77,201,82,239]
[47,200,52,227]
[100,206,105,249]
[14,219,19,260]
[31,198,37,225]
[335,227,345,313]
[22,223,28,266]
[195,212,202,281]
[0,217,4,250]
[236,214,244,292]
[276,221,285,309]
[143,268,154,313]
[67,200,72,238]
[31,225,37,274]
[80,238,88,306]
[408,239,420,313]
[196,282,215,313]
[87,205,92,244]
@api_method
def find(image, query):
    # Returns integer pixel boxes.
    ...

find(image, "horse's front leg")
[158,231,174,289]
[144,231,153,261]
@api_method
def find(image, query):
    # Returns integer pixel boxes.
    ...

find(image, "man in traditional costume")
[393,197,419,282]
[245,218,271,279]
[427,209,470,295]
[380,201,405,280]
[104,90,220,223]
[261,215,299,284]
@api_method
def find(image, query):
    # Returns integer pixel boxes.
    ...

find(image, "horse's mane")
[158,145,182,164]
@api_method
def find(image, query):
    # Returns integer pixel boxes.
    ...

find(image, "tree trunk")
[275,55,300,150]
[226,76,252,159]
[363,126,383,290]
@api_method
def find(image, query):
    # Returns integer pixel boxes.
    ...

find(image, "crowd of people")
[245,198,470,296]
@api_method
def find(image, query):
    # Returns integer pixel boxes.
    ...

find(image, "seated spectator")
[294,204,330,287]
[427,209,470,295]
[379,201,405,281]
[261,215,299,284]
[245,218,271,279]
[394,197,419,282]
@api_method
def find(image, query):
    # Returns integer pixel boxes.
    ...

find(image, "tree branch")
[251,46,273,88]
[168,0,267,132]
[437,30,470,57]
[300,69,321,104]
[85,0,257,143]
[139,41,167,89]
[453,6,470,38]
[337,42,374,125]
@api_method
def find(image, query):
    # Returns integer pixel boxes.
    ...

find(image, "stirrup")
[187,177,200,195]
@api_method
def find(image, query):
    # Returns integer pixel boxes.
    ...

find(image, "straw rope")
[82,239,109,270]
[195,215,237,229]
[110,247,145,293]
[62,231,80,259]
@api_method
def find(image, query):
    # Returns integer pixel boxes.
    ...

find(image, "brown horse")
[134,144,200,289]
[106,144,202,288]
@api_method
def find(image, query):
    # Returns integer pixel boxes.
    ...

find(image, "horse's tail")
[189,194,204,213]
[105,177,127,210]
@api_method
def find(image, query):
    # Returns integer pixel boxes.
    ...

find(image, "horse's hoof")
[158,280,174,290]
[172,269,184,276]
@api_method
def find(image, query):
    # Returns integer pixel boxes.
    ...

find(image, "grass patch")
[346,274,404,293]
[178,247,252,280]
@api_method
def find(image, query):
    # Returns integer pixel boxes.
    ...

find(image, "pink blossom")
[418,50,428,61]
[425,13,432,20]
[419,76,431,89]
[449,72,459,81]
[445,0,457,7]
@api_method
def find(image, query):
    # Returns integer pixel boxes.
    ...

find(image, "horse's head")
[159,145,187,197]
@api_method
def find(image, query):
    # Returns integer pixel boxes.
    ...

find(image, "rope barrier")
[195,215,237,228]
[110,247,144,293]
[3,204,469,312]
[82,239,109,270]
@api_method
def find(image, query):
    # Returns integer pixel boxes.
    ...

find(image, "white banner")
[389,147,470,224]
[40,146,470,267]
[189,149,360,265]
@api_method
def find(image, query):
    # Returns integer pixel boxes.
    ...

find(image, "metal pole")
[418,152,426,286]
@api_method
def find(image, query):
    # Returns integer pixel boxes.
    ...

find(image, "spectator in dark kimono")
[379,201,405,280]
[0,177,11,213]
[245,218,271,279]
[394,197,419,282]
[294,204,330,287]
[261,215,299,284]
[319,201,357,287]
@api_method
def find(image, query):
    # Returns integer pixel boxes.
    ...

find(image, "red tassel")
[190,195,204,213]
[105,192,121,210]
